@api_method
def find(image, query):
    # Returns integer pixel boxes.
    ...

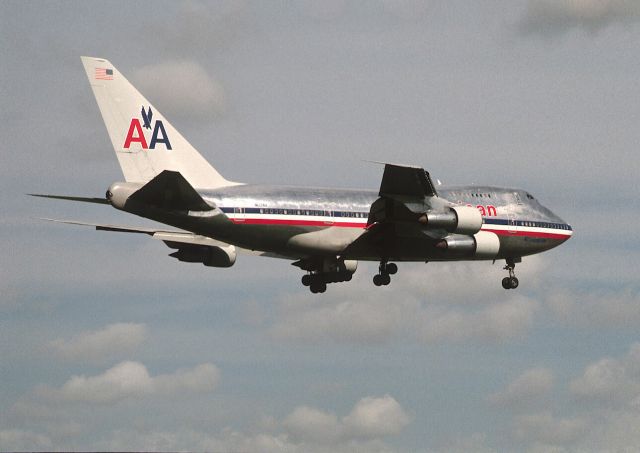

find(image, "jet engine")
[418,206,483,235]
[169,244,237,267]
[434,231,500,259]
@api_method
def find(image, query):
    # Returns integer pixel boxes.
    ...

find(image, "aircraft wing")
[366,163,442,226]
[377,162,438,198]
[342,163,445,257]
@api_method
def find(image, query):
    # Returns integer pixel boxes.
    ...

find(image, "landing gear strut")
[501,257,519,290]
[373,261,397,287]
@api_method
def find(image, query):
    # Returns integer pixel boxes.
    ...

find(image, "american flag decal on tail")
[95,68,113,80]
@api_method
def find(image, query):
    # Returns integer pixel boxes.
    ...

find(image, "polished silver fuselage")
[137,183,572,262]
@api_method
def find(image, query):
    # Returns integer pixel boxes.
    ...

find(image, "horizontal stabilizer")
[129,170,213,211]
[29,194,109,204]
[40,218,230,248]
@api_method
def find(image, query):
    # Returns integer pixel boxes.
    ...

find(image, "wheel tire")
[381,273,391,285]
[386,263,398,275]
[373,274,383,286]
[502,277,511,289]
[509,277,519,289]
[301,274,312,287]
[310,284,318,294]
[318,282,327,293]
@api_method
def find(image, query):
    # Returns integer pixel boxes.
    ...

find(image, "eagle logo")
[141,106,153,130]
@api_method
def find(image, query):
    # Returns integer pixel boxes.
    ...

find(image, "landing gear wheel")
[381,273,391,285]
[373,274,383,286]
[501,257,521,290]
[310,281,327,294]
[386,263,398,275]
[301,274,312,287]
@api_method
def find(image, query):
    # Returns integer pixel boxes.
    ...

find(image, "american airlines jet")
[33,57,573,294]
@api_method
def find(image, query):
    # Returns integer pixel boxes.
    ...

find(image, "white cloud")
[569,343,640,405]
[48,323,147,363]
[40,361,220,404]
[91,395,409,452]
[342,395,411,438]
[519,0,640,35]
[283,406,341,444]
[488,367,554,408]
[283,395,410,444]
[132,60,226,121]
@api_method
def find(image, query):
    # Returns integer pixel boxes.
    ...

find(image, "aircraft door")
[508,192,521,234]
[234,206,245,223]
[324,210,334,226]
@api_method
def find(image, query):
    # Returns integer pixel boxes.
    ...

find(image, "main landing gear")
[501,257,520,290]
[301,271,353,294]
[373,261,397,287]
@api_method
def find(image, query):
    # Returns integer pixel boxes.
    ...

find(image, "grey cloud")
[545,289,640,328]
[512,411,588,446]
[47,323,147,363]
[270,263,541,345]
[518,0,640,35]
[569,343,640,405]
[0,429,53,451]
[488,367,554,409]
[39,361,220,404]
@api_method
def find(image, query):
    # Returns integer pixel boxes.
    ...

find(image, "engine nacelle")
[418,205,483,235]
[106,182,142,210]
[170,244,237,268]
[435,231,500,259]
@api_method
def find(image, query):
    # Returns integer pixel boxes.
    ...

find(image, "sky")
[1,0,640,451]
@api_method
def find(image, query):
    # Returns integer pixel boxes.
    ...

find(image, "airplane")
[32,57,573,294]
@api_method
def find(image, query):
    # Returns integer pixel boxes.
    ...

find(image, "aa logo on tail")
[123,106,172,150]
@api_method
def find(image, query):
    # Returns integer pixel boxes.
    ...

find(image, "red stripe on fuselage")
[229,217,572,239]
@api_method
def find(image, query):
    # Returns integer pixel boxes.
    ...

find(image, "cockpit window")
[526,193,534,200]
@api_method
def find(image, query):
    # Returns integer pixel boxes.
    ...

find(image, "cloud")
[518,0,640,35]
[283,406,341,444]
[418,297,539,343]
[90,395,409,452]
[545,288,640,328]
[342,395,411,438]
[47,323,147,363]
[283,395,410,444]
[39,361,220,404]
[569,343,640,405]
[512,411,587,446]
[488,367,554,408]
[270,263,540,345]
[0,429,52,451]
[131,60,226,121]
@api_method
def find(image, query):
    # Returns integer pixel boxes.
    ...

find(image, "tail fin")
[80,56,240,189]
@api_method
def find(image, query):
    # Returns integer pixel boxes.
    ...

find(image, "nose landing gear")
[373,261,397,287]
[501,257,520,289]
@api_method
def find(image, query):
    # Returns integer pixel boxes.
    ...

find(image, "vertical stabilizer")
[80,56,240,189]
